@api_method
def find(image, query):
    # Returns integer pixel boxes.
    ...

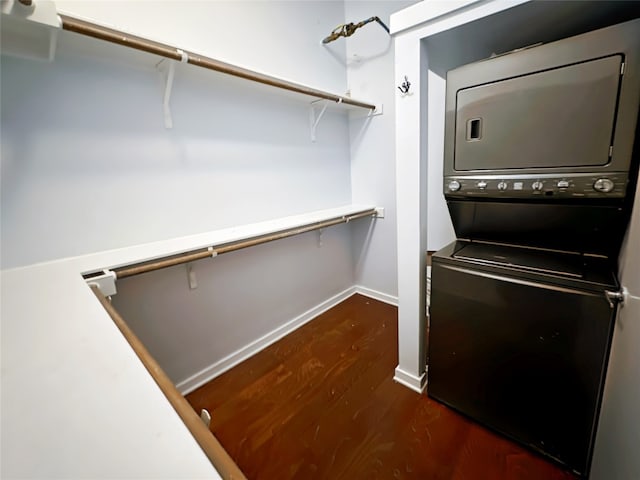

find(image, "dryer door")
[454,55,622,171]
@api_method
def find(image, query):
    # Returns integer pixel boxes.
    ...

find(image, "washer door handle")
[605,288,627,309]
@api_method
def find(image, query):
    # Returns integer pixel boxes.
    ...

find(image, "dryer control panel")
[444,173,628,199]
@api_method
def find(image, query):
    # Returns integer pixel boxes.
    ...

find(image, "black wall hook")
[397,76,411,94]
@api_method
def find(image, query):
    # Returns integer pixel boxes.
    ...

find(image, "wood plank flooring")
[186,294,577,480]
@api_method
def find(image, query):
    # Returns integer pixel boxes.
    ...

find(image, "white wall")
[1,2,361,389]
[346,0,417,300]
[1,0,354,268]
[1,48,352,267]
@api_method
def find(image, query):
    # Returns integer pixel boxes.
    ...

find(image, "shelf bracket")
[156,49,188,129]
[87,270,117,298]
[310,100,329,142]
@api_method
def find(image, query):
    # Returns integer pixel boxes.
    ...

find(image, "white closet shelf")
[83,204,378,289]
[58,14,376,112]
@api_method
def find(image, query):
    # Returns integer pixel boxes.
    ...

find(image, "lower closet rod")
[113,208,376,280]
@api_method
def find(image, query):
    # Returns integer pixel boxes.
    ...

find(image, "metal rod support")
[59,15,375,111]
[112,209,376,280]
[158,60,176,129]
[310,101,329,142]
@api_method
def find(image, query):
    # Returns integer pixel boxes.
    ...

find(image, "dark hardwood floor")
[186,294,576,480]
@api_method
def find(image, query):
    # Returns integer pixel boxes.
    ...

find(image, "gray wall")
[112,226,355,387]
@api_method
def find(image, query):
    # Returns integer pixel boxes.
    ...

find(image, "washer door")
[428,260,616,476]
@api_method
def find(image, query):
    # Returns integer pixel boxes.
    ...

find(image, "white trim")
[393,366,427,394]
[390,0,530,38]
[354,285,398,306]
[390,0,480,35]
[177,286,357,395]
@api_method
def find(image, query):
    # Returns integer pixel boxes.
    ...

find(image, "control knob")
[532,181,544,191]
[593,178,614,193]
[497,181,508,191]
[448,180,461,192]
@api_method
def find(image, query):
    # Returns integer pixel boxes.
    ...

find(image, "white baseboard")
[177,286,357,395]
[354,285,398,306]
[393,366,427,394]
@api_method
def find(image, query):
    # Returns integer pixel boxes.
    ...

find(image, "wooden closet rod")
[113,208,377,280]
[90,285,247,480]
[59,15,376,111]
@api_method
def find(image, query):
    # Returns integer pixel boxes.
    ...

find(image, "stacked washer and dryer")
[428,19,640,477]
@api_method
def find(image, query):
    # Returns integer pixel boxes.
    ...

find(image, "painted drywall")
[346,0,418,300]
[1,1,363,391]
[1,1,353,268]
[0,48,352,267]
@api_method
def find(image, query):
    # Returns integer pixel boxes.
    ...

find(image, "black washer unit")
[429,241,618,475]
